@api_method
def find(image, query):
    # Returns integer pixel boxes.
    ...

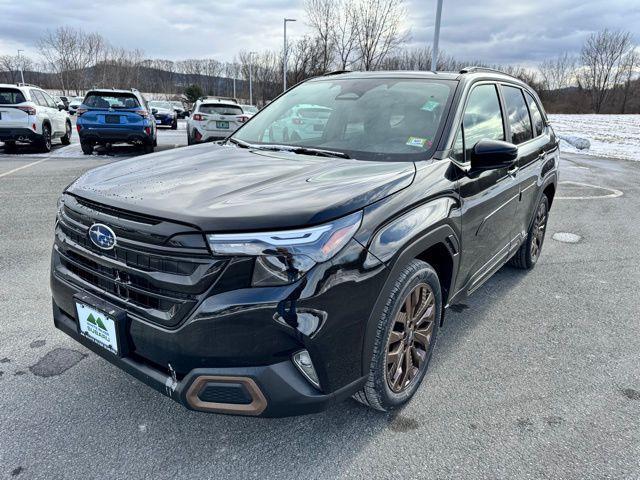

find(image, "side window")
[525,92,544,137]
[462,84,504,161]
[502,86,533,144]
[30,90,46,107]
[41,91,57,109]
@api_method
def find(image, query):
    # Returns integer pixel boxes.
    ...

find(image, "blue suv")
[76,88,157,155]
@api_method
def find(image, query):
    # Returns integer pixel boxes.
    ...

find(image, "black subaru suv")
[51,68,558,417]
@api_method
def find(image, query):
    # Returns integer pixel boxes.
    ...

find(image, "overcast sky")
[0,0,638,66]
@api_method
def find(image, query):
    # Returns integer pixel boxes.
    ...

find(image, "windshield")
[84,93,140,109]
[233,77,456,161]
[149,101,173,110]
[199,104,243,115]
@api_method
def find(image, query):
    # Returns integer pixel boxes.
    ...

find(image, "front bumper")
[52,293,366,417]
[155,115,175,126]
[0,127,39,143]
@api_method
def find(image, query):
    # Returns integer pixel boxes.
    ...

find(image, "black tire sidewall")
[41,124,52,152]
[372,261,442,410]
[525,196,550,268]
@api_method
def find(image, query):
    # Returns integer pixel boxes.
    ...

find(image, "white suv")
[0,84,72,153]
[186,97,248,145]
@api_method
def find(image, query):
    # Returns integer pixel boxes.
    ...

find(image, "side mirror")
[470,139,518,171]
[58,104,65,111]
[151,108,158,115]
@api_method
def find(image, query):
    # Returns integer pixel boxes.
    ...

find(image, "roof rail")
[323,70,350,76]
[459,66,515,77]
[17,82,39,88]
[197,96,238,103]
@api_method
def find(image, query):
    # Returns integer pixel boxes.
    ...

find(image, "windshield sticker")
[406,137,431,148]
[421,100,440,112]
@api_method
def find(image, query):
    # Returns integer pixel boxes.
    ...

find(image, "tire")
[171,119,178,130]
[61,122,72,145]
[354,259,441,411]
[143,143,154,154]
[4,141,17,153]
[38,124,52,153]
[509,195,550,270]
[80,141,93,155]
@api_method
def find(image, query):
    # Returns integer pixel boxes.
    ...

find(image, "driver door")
[454,83,520,293]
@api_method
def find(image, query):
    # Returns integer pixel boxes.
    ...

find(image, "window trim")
[523,90,545,139]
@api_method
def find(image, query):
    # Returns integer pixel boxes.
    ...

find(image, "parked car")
[149,100,178,129]
[51,68,558,417]
[186,97,248,144]
[68,96,84,115]
[75,88,157,154]
[170,101,188,119]
[264,104,332,142]
[0,83,72,152]
[239,104,258,117]
[54,95,67,111]
[59,96,71,110]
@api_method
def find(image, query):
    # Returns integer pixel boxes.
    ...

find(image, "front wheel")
[354,259,441,411]
[3,141,17,153]
[509,195,549,269]
[171,119,178,130]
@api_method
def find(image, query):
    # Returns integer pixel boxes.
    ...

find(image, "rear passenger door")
[454,83,521,292]
[41,90,65,134]
[499,84,548,240]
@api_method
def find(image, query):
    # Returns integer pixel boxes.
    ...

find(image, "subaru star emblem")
[88,223,116,250]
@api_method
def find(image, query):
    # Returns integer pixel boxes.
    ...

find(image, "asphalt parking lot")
[0,143,638,479]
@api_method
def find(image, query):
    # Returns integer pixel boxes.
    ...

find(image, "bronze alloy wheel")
[530,200,548,260]
[385,283,436,393]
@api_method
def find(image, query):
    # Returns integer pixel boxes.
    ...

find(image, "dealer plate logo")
[88,223,116,250]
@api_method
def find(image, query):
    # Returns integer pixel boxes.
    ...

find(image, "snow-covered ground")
[549,114,640,162]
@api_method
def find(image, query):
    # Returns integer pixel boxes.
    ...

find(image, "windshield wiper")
[227,137,256,149]
[256,144,350,159]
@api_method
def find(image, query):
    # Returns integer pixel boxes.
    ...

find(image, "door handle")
[508,164,519,177]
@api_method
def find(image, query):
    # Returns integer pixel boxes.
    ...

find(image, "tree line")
[0,0,637,113]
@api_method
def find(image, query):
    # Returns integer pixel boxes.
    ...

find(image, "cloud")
[0,0,638,66]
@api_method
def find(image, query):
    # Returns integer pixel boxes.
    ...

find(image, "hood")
[154,108,173,115]
[67,143,416,232]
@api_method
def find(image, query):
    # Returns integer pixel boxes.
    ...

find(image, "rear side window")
[525,92,544,137]
[502,86,533,144]
[199,104,243,115]
[41,91,57,108]
[0,88,26,104]
[462,84,505,161]
[30,90,47,107]
[84,93,140,109]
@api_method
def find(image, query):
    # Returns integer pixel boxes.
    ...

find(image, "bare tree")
[538,53,577,91]
[0,54,34,84]
[305,0,336,72]
[353,0,408,70]
[619,50,639,113]
[331,0,359,69]
[580,29,634,113]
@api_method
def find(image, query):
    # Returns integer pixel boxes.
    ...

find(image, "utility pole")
[249,52,257,105]
[431,0,444,71]
[283,18,296,91]
[17,49,25,84]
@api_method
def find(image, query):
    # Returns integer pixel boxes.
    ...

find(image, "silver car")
[186,97,248,144]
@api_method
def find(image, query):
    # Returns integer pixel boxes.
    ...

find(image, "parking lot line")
[0,157,49,179]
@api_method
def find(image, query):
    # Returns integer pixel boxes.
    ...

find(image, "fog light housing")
[292,350,320,390]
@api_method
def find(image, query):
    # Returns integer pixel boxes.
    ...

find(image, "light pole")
[17,49,25,84]
[431,0,444,71]
[283,18,296,91]
[248,52,257,105]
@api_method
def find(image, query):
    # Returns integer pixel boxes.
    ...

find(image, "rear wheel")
[38,124,52,153]
[354,259,441,411]
[61,122,72,145]
[510,195,549,269]
[80,141,93,155]
[4,141,17,153]
[143,143,154,154]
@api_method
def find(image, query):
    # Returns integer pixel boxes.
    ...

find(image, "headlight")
[207,211,362,286]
